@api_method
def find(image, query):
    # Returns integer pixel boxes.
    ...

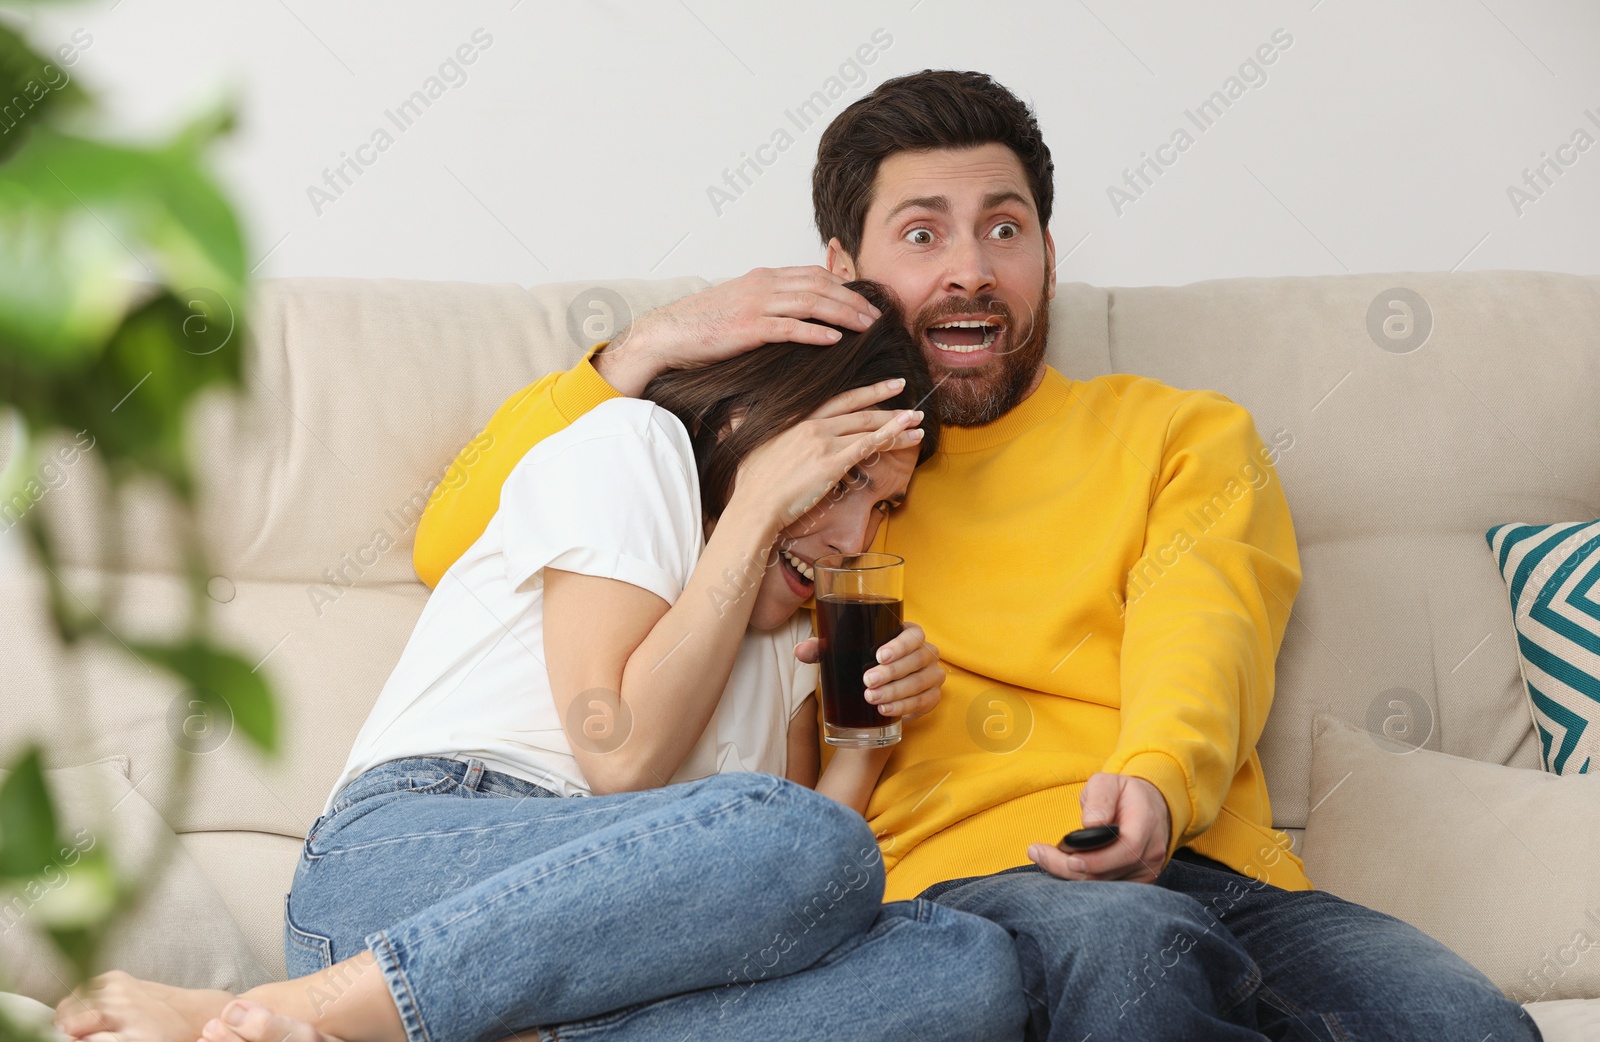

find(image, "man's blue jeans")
[920,847,1542,1041]
[283,757,1027,1042]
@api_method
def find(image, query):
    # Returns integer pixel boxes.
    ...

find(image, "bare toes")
[208,1002,326,1042]
[56,1009,113,1038]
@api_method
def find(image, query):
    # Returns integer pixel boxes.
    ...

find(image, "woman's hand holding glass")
[796,621,945,721]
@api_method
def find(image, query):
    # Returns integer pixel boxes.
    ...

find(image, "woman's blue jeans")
[284,757,1027,1042]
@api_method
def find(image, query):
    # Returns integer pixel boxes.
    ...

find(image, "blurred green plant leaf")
[0,107,247,371]
[6,289,245,499]
[127,641,277,753]
[167,100,237,157]
[32,846,118,930]
[0,18,90,161]
[0,6,270,1003]
[0,747,58,879]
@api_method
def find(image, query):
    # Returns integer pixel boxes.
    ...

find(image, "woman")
[53,282,1026,1042]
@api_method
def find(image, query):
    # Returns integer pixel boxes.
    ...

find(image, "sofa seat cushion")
[1524,998,1600,1041]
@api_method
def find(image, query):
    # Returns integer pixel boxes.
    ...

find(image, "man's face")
[827,142,1056,427]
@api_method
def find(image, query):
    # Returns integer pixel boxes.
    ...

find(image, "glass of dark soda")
[814,552,904,747]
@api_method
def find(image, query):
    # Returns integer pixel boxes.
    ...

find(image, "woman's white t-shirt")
[324,398,818,814]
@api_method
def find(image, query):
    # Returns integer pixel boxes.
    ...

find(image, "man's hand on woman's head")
[795,620,945,721]
[1026,772,1173,884]
[594,266,884,397]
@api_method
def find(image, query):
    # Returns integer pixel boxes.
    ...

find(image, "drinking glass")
[814,552,905,748]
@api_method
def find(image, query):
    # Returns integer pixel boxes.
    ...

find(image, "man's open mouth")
[926,318,1004,354]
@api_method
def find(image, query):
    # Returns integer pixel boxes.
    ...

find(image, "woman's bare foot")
[202,1001,545,1042]
[56,970,543,1042]
[54,970,234,1042]
[201,1000,344,1042]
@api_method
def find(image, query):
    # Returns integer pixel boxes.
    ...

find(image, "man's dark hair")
[813,70,1055,260]
[642,280,940,528]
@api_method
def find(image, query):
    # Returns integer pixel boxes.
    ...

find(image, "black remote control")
[1059,824,1120,851]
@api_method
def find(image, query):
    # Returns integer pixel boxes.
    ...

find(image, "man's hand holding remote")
[1027,772,1173,884]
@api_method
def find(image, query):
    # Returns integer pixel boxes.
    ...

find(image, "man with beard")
[407,71,1538,1041]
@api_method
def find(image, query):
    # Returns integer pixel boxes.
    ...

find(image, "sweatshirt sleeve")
[411,343,624,588]
[1101,390,1302,860]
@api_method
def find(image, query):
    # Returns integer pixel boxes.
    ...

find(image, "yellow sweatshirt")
[413,346,1313,898]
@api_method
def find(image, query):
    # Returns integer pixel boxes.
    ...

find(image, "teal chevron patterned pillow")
[1486,520,1600,775]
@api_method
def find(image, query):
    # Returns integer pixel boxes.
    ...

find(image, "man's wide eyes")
[903,222,1019,244]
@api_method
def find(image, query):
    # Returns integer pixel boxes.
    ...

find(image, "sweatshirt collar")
[933,366,1074,454]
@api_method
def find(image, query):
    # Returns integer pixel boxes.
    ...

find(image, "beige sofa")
[2,270,1597,1039]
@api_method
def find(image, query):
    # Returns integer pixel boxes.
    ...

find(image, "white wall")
[16,0,1600,287]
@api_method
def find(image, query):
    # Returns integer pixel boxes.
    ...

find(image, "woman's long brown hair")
[642,279,940,528]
